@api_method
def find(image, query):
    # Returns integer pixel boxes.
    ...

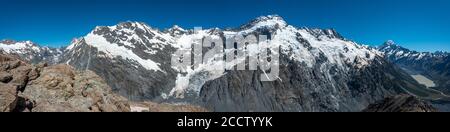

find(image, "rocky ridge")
[0,53,130,112]
[363,94,438,112]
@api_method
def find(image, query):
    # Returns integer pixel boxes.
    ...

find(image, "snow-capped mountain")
[61,21,180,100]
[57,15,426,112]
[379,40,449,63]
[1,15,429,111]
[0,40,64,64]
[378,41,450,95]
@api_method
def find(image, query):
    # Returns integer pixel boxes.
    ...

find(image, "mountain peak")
[239,15,287,31]
[384,40,397,46]
[378,40,404,52]
[170,25,184,30]
[92,21,151,34]
[167,25,187,36]
[434,50,449,55]
[254,15,285,22]
[117,21,148,28]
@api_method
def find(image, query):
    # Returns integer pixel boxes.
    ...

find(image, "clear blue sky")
[1,0,449,52]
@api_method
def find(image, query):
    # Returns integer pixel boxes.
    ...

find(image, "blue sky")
[0,0,449,52]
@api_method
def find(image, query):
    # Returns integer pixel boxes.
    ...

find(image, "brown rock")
[0,72,13,83]
[9,60,22,70]
[27,67,40,80]
[1,53,131,112]
[20,65,130,112]
[0,54,12,62]
[363,94,438,112]
[0,83,17,112]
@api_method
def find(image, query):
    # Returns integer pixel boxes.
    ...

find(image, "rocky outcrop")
[0,53,130,112]
[362,94,438,112]
[0,54,32,112]
[0,83,17,112]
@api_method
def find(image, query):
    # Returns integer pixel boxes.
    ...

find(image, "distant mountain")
[0,40,64,64]
[1,15,429,112]
[378,41,450,96]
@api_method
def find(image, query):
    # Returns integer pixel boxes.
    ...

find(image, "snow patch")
[297,29,377,68]
[84,33,162,72]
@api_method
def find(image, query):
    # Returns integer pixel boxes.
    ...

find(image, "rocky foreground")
[0,53,205,112]
[0,53,130,112]
[362,94,438,112]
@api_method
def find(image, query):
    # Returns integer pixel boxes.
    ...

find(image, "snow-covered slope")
[166,15,384,98]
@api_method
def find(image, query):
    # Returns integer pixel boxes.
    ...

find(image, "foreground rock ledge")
[363,94,438,112]
[0,53,130,112]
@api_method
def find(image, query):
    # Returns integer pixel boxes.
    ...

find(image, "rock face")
[0,53,130,112]
[61,23,179,101]
[0,54,33,112]
[0,83,17,112]
[363,94,438,112]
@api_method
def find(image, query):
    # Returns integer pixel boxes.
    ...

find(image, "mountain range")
[378,40,449,95]
[1,15,447,112]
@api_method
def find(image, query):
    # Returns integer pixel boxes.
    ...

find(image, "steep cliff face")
[197,52,421,112]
